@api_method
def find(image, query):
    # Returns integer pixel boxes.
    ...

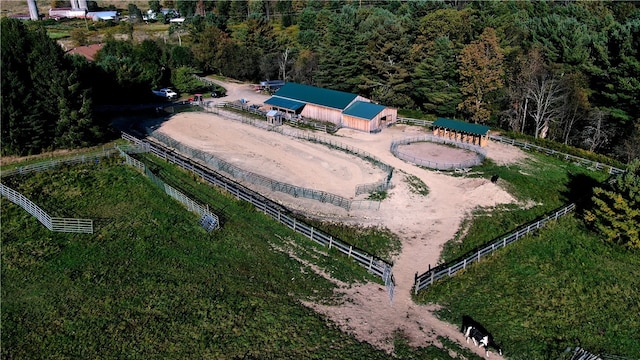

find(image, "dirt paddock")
[149,79,530,358]
[397,141,480,164]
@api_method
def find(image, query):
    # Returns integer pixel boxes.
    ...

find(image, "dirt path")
[155,78,530,358]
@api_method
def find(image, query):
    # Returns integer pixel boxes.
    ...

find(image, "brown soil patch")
[148,78,528,358]
[397,141,480,164]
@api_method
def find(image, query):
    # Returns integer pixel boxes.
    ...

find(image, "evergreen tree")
[316,5,364,92]
[412,36,461,117]
[584,160,640,250]
[358,8,414,108]
[1,18,103,156]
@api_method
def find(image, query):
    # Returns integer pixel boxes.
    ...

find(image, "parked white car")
[152,88,178,100]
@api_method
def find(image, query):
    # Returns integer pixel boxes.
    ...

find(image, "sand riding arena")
[144,81,524,358]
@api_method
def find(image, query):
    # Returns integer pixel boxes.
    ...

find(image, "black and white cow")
[462,316,503,357]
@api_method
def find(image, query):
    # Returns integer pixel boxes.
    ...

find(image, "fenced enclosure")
[121,132,394,301]
[199,103,395,195]
[1,183,94,234]
[1,148,118,178]
[393,119,625,175]
[144,127,387,211]
[1,151,117,234]
[414,203,576,294]
[489,135,626,175]
[117,146,220,231]
[391,134,487,171]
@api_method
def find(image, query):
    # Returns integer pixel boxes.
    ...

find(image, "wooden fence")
[1,183,94,234]
[145,126,387,211]
[121,133,394,292]
[414,203,576,293]
[396,117,434,127]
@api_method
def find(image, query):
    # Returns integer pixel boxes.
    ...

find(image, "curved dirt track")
[157,78,530,358]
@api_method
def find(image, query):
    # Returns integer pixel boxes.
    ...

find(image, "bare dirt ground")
[154,78,530,358]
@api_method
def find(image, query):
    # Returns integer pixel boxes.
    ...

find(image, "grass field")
[440,154,609,263]
[1,151,475,359]
[415,153,639,359]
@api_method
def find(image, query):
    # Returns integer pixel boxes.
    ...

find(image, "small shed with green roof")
[432,118,491,147]
[264,83,397,132]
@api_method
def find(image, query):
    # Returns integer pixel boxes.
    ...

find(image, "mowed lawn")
[1,154,473,359]
[415,153,640,359]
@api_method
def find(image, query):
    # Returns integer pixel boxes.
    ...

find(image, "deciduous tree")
[582,108,612,153]
[458,27,504,124]
[525,69,565,139]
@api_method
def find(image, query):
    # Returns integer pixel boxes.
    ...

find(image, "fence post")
[414,272,418,295]
[328,236,333,249]
[348,245,353,258]
[310,226,314,240]
[368,256,373,270]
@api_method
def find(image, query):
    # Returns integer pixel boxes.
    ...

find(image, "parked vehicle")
[152,88,178,100]
[189,94,203,105]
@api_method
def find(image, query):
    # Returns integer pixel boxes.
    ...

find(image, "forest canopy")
[1,1,639,162]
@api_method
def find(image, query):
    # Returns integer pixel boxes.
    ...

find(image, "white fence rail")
[1,183,94,234]
[414,203,576,293]
[489,135,625,175]
[122,133,394,296]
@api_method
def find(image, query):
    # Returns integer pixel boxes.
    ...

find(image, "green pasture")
[441,154,609,263]
[1,152,470,359]
[0,141,125,172]
[416,217,640,359]
[415,152,638,358]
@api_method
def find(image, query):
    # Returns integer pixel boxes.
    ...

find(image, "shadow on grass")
[562,172,606,215]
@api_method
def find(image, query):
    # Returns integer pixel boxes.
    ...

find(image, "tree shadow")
[562,172,605,215]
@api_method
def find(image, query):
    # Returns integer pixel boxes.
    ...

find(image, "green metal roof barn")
[264,83,397,133]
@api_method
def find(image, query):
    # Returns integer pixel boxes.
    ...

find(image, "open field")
[416,216,640,359]
[3,76,632,358]
[140,80,522,357]
[1,153,482,359]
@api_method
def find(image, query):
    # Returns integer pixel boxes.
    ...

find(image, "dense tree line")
[1,19,187,156]
[2,1,638,162]
[1,18,104,156]
[177,0,638,162]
